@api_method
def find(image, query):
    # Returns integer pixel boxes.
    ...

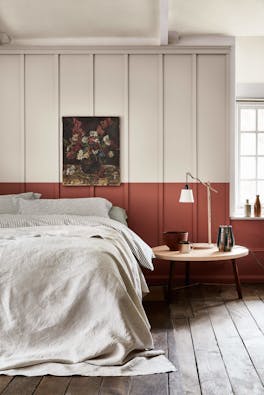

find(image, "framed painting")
[63,116,120,186]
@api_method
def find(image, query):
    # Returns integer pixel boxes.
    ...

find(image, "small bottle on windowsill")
[244,199,251,217]
[254,195,261,217]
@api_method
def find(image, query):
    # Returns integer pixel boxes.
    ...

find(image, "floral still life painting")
[63,117,120,186]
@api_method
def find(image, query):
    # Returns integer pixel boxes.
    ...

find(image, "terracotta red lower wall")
[1,182,264,284]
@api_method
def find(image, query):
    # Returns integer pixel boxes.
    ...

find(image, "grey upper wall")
[236,37,264,98]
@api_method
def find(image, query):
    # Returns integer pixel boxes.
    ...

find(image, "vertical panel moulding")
[227,50,234,223]
[53,54,59,198]
[57,54,62,197]
[124,54,129,212]
[226,53,231,224]
[20,54,26,191]
[90,53,95,197]
[192,53,198,242]
[158,54,164,245]
[230,47,236,219]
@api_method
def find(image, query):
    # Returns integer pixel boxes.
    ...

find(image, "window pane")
[240,157,256,179]
[240,109,256,131]
[240,133,256,155]
[240,181,256,205]
[257,181,264,199]
[258,157,264,179]
[258,109,264,131]
[258,133,264,155]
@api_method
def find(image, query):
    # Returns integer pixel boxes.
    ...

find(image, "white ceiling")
[0,0,160,45]
[0,0,263,46]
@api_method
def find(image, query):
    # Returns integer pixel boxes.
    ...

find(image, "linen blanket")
[0,218,175,376]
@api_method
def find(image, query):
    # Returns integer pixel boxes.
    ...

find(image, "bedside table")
[153,245,249,303]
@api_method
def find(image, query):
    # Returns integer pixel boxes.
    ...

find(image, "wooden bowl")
[163,231,188,251]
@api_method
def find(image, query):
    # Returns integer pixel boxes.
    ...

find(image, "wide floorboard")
[1,284,264,395]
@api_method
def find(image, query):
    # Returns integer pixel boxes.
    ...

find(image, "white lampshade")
[179,188,194,203]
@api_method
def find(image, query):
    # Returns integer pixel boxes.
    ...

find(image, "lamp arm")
[186,172,218,193]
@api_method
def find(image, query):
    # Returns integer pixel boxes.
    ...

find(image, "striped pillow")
[17,197,112,218]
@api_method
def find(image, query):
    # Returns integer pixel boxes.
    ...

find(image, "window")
[235,101,264,216]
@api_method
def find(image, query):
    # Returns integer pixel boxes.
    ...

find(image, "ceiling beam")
[159,0,168,45]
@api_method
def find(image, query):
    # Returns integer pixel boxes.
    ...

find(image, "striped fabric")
[0,214,154,270]
[17,197,112,217]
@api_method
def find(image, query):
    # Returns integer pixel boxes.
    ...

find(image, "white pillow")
[0,192,41,214]
[17,197,112,217]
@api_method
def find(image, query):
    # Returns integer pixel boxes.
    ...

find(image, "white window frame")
[234,100,264,217]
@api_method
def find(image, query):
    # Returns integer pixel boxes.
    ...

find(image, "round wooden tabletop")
[153,244,249,262]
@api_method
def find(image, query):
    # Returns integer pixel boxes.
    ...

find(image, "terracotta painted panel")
[231,219,264,250]
[128,183,159,247]
[94,185,126,209]
[59,185,91,198]
[0,183,25,194]
[25,183,60,198]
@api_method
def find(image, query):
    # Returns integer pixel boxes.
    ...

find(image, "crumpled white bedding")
[0,219,175,376]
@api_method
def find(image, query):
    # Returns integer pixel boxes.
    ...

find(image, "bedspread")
[0,222,175,376]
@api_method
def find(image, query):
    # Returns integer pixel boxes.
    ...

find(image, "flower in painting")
[96,125,105,136]
[100,118,112,130]
[72,134,80,142]
[92,149,99,155]
[66,151,75,160]
[82,136,89,144]
[89,131,98,137]
[77,150,84,160]
[66,165,76,175]
[89,139,100,151]
[72,144,82,152]
[103,135,111,146]
[72,118,85,137]
[83,150,90,159]
[108,151,114,158]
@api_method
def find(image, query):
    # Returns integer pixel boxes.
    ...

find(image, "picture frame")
[63,116,120,186]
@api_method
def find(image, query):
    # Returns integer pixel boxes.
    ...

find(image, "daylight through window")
[236,101,264,216]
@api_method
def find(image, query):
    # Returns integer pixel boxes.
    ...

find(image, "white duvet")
[0,216,175,376]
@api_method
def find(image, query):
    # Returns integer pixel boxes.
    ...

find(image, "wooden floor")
[1,284,264,395]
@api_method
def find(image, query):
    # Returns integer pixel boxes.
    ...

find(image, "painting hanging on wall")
[63,116,120,186]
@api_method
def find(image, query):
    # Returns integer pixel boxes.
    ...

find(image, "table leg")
[168,261,176,304]
[185,261,190,285]
[232,259,242,299]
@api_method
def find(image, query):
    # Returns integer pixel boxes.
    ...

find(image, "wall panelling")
[2,47,254,283]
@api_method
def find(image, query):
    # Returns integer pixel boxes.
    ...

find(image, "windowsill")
[230,216,264,220]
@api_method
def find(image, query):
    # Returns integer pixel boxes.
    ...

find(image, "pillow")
[17,197,112,217]
[0,192,41,214]
[109,206,128,226]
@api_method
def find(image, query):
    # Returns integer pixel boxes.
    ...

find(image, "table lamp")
[179,172,218,248]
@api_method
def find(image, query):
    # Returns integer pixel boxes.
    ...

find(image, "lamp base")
[192,243,215,249]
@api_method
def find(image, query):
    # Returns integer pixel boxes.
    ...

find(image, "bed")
[0,196,175,376]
